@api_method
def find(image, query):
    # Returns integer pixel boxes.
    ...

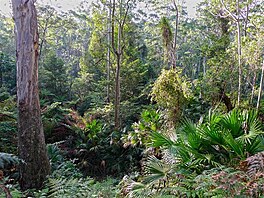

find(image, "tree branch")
[220,0,238,21]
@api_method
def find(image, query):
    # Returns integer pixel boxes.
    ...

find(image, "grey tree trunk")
[220,0,243,107]
[106,4,111,103]
[171,0,178,69]
[257,60,264,110]
[237,0,242,106]
[250,69,256,104]
[111,0,130,129]
[12,0,50,190]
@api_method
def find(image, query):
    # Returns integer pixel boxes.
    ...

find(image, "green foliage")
[46,177,92,197]
[122,109,161,147]
[65,110,142,177]
[184,97,211,122]
[143,155,173,186]
[41,102,72,141]
[120,109,263,197]
[42,102,69,120]
[11,142,118,197]
[40,52,69,102]
[33,144,119,198]
[66,111,104,147]
[0,121,17,153]
[151,69,192,124]
[119,158,264,198]
[1,1,264,196]
[46,144,64,171]
[193,167,264,197]
[159,17,173,50]
[0,152,20,169]
[0,95,17,153]
[151,109,264,170]
[39,177,118,198]
[0,52,16,93]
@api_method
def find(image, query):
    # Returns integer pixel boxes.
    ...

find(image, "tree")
[11,0,50,190]
[220,0,243,106]
[40,52,69,102]
[0,52,16,92]
[151,69,192,125]
[111,0,131,129]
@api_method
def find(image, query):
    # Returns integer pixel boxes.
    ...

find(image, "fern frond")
[151,131,175,148]
[0,152,20,169]
[47,177,93,198]
[242,151,264,178]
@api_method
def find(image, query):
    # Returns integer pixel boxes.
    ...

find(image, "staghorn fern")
[0,152,20,169]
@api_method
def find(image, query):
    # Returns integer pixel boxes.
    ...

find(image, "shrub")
[151,69,192,125]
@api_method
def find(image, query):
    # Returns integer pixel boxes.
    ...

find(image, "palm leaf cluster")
[121,109,264,197]
[151,109,264,170]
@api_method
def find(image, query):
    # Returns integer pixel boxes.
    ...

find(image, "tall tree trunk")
[220,0,242,107]
[0,59,2,88]
[250,68,256,104]
[114,53,121,129]
[237,0,242,107]
[257,60,264,110]
[111,0,130,129]
[244,0,249,37]
[114,0,123,129]
[106,3,111,103]
[12,0,50,190]
[171,0,178,69]
[203,57,206,76]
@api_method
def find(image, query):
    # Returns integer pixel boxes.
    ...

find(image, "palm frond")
[191,153,221,168]
[180,119,203,150]
[223,131,245,159]
[126,181,148,198]
[221,109,243,138]
[151,131,175,148]
[207,109,222,127]
[198,125,225,146]
[245,137,263,154]
[180,118,197,135]
[143,156,171,185]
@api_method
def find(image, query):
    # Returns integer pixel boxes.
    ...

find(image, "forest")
[0,0,263,197]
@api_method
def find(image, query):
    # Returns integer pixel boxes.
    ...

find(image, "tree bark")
[111,0,130,130]
[250,68,256,104]
[257,60,264,110]
[0,57,2,88]
[219,88,234,112]
[12,0,50,190]
[171,0,178,69]
[236,0,242,107]
[106,4,111,103]
[220,0,242,107]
